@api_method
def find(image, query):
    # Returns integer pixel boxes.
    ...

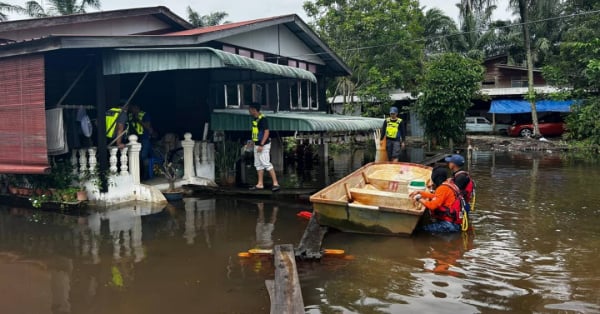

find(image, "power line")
[277,8,600,59]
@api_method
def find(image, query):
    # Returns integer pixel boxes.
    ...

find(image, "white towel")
[46,108,69,155]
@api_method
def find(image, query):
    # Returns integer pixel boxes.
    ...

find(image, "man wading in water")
[248,102,280,192]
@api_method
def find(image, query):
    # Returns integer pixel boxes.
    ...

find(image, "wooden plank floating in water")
[267,244,305,314]
[295,214,328,259]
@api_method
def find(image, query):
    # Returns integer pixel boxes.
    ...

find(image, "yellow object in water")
[323,249,345,256]
[248,248,273,255]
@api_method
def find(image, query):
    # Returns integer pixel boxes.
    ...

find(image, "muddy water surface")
[1,151,599,314]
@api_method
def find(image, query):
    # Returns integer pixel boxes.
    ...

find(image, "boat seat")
[349,187,416,210]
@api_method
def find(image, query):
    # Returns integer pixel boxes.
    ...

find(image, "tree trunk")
[519,0,541,137]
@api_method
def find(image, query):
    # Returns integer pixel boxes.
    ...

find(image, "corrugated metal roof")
[103,47,316,82]
[166,16,288,36]
[211,109,383,132]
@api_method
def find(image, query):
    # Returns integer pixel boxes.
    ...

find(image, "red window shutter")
[0,54,49,174]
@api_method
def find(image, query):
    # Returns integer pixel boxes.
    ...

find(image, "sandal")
[271,185,281,192]
[249,186,264,191]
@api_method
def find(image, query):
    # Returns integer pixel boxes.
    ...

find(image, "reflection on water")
[1,151,600,313]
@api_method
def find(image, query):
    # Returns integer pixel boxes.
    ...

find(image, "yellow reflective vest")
[385,117,403,139]
[106,108,124,138]
[129,111,146,136]
[251,114,265,142]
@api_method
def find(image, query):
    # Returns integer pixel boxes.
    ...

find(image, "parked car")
[465,117,511,134]
[508,121,566,137]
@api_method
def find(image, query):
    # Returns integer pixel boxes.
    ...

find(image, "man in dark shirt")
[248,102,280,192]
[445,154,470,193]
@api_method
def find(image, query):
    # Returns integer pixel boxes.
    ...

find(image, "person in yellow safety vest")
[128,104,155,180]
[105,102,128,149]
[379,106,406,162]
[247,102,280,192]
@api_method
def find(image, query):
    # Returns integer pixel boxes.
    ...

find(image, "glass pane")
[225,84,239,107]
[241,84,253,106]
[301,81,309,109]
[310,82,318,109]
[290,81,299,109]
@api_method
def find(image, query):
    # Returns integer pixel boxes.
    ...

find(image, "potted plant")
[215,140,242,186]
[154,159,183,201]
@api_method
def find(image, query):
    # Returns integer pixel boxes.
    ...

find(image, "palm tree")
[23,0,100,17]
[0,2,25,21]
[509,0,560,137]
[422,8,459,54]
[186,6,229,27]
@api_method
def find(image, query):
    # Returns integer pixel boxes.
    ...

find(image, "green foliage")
[543,0,600,147]
[415,53,484,145]
[23,0,100,17]
[215,140,241,177]
[304,0,424,116]
[186,6,229,27]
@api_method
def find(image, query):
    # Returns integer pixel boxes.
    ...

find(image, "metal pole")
[55,63,90,107]
[96,55,108,192]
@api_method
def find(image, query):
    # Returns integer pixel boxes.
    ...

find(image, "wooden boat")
[310,162,432,236]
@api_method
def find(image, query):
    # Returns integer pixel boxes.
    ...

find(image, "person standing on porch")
[248,102,280,192]
[380,106,406,162]
[105,100,128,149]
[128,104,155,180]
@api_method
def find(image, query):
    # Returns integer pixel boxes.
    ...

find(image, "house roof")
[166,14,350,76]
[0,6,193,34]
[0,12,350,77]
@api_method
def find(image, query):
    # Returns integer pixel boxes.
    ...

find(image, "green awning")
[102,47,317,82]
[211,109,383,132]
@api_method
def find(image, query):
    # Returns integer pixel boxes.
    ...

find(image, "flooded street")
[1,151,600,313]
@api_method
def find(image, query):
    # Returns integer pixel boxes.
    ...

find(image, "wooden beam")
[271,244,304,314]
[295,214,328,260]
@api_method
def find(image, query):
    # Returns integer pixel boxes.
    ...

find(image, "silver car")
[465,117,510,134]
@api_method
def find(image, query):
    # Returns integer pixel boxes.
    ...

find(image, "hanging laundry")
[46,108,69,155]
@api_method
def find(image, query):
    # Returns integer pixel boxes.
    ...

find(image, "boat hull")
[310,162,432,236]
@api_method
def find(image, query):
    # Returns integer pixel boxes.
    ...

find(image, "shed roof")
[211,109,383,133]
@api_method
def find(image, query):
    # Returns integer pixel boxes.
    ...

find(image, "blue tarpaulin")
[489,100,574,114]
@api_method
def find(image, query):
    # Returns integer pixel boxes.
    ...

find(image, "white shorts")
[254,143,273,171]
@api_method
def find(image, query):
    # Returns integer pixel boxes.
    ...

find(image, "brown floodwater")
[1,151,599,314]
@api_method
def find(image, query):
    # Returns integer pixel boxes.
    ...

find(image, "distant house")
[0,6,380,176]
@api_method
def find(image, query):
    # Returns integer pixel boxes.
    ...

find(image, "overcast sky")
[9,0,513,24]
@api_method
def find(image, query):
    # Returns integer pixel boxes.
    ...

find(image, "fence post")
[181,132,195,180]
[128,135,141,184]
[71,150,78,175]
[120,146,129,176]
[79,149,88,174]
[87,147,97,174]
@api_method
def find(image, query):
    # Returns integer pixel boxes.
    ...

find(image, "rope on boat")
[461,209,469,232]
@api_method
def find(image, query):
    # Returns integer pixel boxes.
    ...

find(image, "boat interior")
[312,163,432,213]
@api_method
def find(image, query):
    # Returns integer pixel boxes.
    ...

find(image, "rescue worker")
[380,106,406,162]
[445,154,474,212]
[128,104,155,180]
[411,166,463,233]
[248,102,280,192]
[105,101,128,149]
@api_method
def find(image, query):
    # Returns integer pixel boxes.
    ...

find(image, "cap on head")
[389,106,399,114]
[444,154,465,167]
[249,102,261,112]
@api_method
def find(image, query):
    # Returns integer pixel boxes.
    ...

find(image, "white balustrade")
[87,147,97,174]
[109,147,119,174]
[181,133,195,180]
[120,146,129,176]
[128,135,141,184]
[79,149,88,174]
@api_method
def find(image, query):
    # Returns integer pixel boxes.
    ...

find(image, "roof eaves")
[0,6,191,33]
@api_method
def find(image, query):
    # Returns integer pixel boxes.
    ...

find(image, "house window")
[300,81,309,109]
[223,45,236,54]
[511,76,528,88]
[253,52,265,61]
[310,82,319,110]
[288,60,297,67]
[298,61,307,70]
[308,64,317,73]
[290,81,300,109]
[224,84,240,108]
[238,49,252,58]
